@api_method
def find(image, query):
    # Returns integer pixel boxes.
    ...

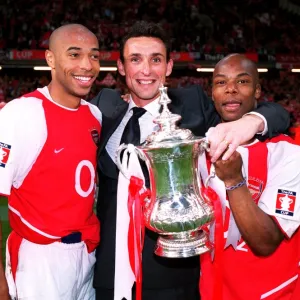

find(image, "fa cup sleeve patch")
[0,142,11,168]
[275,189,296,217]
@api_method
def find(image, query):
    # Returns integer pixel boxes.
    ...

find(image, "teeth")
[74,76,91,82]
[138,80,154,84]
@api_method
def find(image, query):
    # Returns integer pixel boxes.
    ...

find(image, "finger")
[206,127,223,158]
[221,142,239,161]
[210,139,230,162]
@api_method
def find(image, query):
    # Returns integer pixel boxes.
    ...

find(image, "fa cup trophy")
[116,86,214,258]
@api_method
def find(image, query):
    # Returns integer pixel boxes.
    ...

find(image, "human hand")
[121,94,130,103]
[214,151,244,187]
[206,114,263,162]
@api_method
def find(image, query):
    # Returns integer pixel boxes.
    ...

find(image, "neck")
[131,93,159,108]
[48,82,81,109]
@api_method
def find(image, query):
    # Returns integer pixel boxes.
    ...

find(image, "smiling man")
[212,54,261,122]
[0,24,102,300]
[199,54,300,300]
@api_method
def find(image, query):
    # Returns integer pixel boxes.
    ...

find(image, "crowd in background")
[0,0,300,54]
[0,0,299,133]
[1,71,299,128]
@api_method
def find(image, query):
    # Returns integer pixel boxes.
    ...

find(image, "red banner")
[8,50,260,63]
[9,50,121,61]
[170,52,195,61]
[276,54,300,63]
[10,50,46,60]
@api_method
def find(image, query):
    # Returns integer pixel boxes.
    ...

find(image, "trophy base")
[154,230,211,258]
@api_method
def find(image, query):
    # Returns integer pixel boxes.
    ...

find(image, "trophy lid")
[142,85,200,149]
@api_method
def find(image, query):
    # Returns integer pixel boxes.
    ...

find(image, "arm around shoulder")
[254,102,290,138]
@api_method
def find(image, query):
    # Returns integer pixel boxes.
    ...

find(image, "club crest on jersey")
[248,177,263,203]
[90,129,100,146]
[0,142,11,168]
[275,189,296,217]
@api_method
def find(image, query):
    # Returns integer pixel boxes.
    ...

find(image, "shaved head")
[214,54,259,84]
[49,24,98,52]
[212,53,261,122]
[45,23,100,108]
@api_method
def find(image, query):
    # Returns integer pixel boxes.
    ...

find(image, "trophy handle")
[116,144,157,229]
[200,138,210,153]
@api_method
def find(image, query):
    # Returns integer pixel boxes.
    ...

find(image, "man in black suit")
[91,21,290,300]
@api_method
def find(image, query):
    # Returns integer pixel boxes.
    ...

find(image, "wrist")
[224,175,244,188]
[243,114,264,133]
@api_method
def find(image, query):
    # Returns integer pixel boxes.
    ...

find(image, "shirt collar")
[128,95,161,117]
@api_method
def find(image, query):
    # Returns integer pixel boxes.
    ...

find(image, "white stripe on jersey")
[8,204,61,239]
[260,274,298,299]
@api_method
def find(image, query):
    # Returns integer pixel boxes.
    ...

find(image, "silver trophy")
[116,86,214,258]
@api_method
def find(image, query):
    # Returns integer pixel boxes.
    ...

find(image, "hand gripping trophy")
[117,85,215,258]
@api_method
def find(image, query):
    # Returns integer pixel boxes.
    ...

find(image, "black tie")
[120,106,150,187]
[120,107,147,146]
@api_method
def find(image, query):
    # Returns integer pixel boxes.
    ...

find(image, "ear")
[255,83,261,100]
[45,50,55,69]
[117,59,125,76]
[166,58,174,77]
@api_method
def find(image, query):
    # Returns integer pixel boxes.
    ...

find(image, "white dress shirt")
[106,96,161,163]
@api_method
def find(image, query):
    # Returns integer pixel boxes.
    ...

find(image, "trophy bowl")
[116,86,214,258]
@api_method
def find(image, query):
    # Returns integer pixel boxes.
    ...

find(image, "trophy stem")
[154,230,211,258]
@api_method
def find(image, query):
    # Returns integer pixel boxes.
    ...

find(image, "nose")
[79,55,93,71]
[225,80,237,94]
[141,60,151,76]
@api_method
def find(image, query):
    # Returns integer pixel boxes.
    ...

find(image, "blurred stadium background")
[1,0,300,260]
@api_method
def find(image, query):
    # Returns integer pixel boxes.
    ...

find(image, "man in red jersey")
[0,24,101,300]
[199,54,300,300]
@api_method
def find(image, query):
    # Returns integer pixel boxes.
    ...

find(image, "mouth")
[73,75,95,87]
[222,100,241,112]
[136,79,156,85]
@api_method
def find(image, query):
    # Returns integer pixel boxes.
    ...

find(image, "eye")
[69,52,79,58]
[152,57,161,63]
[130,57,140,63]
[215,80,226,85]
[237,79,250,84]
[91,54,100,60]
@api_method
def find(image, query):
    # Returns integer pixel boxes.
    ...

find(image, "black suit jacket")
[91,85,290,289]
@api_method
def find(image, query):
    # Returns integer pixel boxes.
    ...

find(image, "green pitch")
[0,196,10,263]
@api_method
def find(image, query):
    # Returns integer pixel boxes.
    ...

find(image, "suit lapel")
[99,102,128,154]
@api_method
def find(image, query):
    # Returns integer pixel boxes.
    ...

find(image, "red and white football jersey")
[199,135,300,300]
[0,87,102,252]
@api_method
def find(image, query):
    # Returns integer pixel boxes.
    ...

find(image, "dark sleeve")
[90,89,103,106]
[195,86,220,132]
[91,88,125,116]
[168,85,220,136]
[255,102,290,138]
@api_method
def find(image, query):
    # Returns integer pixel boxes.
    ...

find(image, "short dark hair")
[119,21,171,62]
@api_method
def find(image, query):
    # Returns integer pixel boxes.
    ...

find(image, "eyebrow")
[129,53,164,57]
[66,47,100,52]
[213,72,251,78]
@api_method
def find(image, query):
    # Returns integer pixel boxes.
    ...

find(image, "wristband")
[225,179,246,191]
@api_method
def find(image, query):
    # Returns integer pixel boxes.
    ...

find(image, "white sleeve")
[0,97,47,195]
[258,142,300,238]
[85,101,102,125]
